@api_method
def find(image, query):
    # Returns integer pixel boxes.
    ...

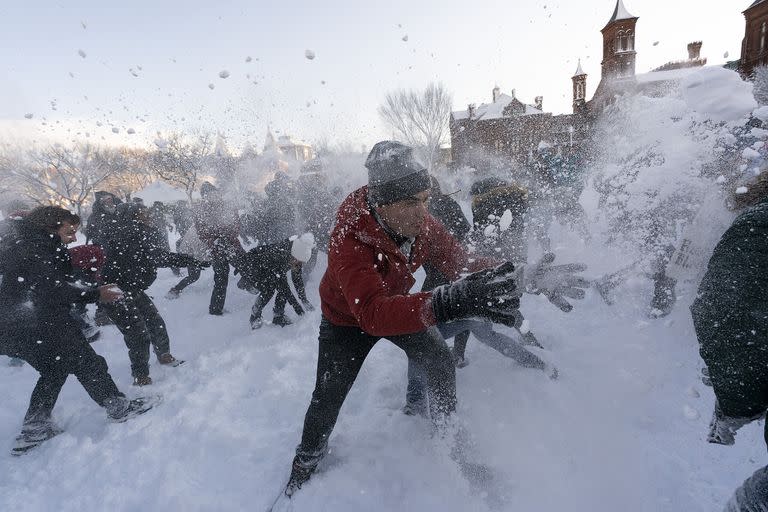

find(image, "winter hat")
[290,233,315,263]
[365,141,430,206]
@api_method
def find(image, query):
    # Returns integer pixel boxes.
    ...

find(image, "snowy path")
[0,254,764,512]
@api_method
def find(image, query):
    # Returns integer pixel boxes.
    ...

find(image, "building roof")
[606,0,636,25]
[634,66,703,84]
[747,0,768,10]
[573,59,585,77]
[452,92,543,121]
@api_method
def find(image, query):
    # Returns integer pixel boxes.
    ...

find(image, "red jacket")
[319,186,493,337]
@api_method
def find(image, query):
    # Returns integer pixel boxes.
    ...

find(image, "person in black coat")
[238,234,314,329]
[0,206,153,453]
[85,191,121,246]
[101,202,199,385]
[692,174,768,511]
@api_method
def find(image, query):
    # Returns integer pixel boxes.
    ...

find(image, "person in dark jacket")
[101,202,199,385]
[238,233,314,328]
[691,174,768,511]
[280,141,588,498]
[85,191,121,246]
[194,182,245,315]
[0,206,154,453]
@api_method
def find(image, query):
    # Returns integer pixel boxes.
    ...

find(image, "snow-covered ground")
[0,236,763,512]
[2,66,766,511]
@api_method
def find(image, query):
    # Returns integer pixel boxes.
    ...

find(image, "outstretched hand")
[517,253,589,312]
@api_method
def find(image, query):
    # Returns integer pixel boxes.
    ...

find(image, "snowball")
[498,209,513,232]
[305,49,316,60]
[401,35,408,42]
[78,49,87,58]
[127,128,135,134]
[24,113,33,119]
[111,127,120,134]
[219,70,230,79]
[17,277,24,282]
[724,51,729,59]
[245,56,252,62]
[742,147,760,159]
[653,41,659,46]
[735,186,749,194]
[208,83,215,90]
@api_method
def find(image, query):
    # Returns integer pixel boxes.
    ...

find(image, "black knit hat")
[365,141,430,206]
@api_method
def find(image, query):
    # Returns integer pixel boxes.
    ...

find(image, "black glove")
[431,261,521,326]
[198,260,212,268]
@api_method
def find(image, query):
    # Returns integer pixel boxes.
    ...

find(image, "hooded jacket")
[0,221,99,352]
[318,186,493,337]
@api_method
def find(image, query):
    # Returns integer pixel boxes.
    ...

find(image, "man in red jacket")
[282,141,588,497]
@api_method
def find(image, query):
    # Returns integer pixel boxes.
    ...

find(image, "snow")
[1,57,767,512]
[218,70,230,79]
[304,49,316,60]
[77,49,86,58]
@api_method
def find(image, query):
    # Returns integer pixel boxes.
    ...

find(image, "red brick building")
[450,0,707,170]
[739,0,768,77]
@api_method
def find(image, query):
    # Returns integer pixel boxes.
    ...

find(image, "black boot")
[284,455,318,497]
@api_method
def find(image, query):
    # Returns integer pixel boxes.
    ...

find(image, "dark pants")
[251,276,304,320]
[209,240,243,315]
[12,322,122,422]
[296,317,456,463]
[171,263,203,293]
[103,291,170,378]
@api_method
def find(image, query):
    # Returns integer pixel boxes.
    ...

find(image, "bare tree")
[147,132,213,202]
[100,148,155,200]
[6,144,125,215]
[378,82,453,171]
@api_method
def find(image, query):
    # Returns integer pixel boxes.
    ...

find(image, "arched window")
[576,82,584,100]
[627,30,634,51]
[761,22,767,53]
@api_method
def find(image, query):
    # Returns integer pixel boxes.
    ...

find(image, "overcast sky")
[0,0,748,151]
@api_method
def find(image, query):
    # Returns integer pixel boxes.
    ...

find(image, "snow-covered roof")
[748,0,768,10]
[573,59,585,77]
[606,0,636,25]
[452,93,543,121]
[635,66,702,84]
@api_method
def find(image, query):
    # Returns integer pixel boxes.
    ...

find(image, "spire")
[573,59,585,77]
[607,0,636,25]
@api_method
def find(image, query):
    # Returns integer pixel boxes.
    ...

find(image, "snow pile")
[589,67,763,265]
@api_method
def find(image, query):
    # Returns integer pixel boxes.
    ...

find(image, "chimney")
[687,41,703,60]
[467,103,476,119]
[511,88,516,99]
[492,85,501,102]
[534,96,543,110]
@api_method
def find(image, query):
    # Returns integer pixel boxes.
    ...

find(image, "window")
[761,22,767,53]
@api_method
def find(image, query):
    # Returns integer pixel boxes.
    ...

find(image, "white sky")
[0,0,748,151]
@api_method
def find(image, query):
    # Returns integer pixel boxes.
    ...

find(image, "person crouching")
[238,233,315,329]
